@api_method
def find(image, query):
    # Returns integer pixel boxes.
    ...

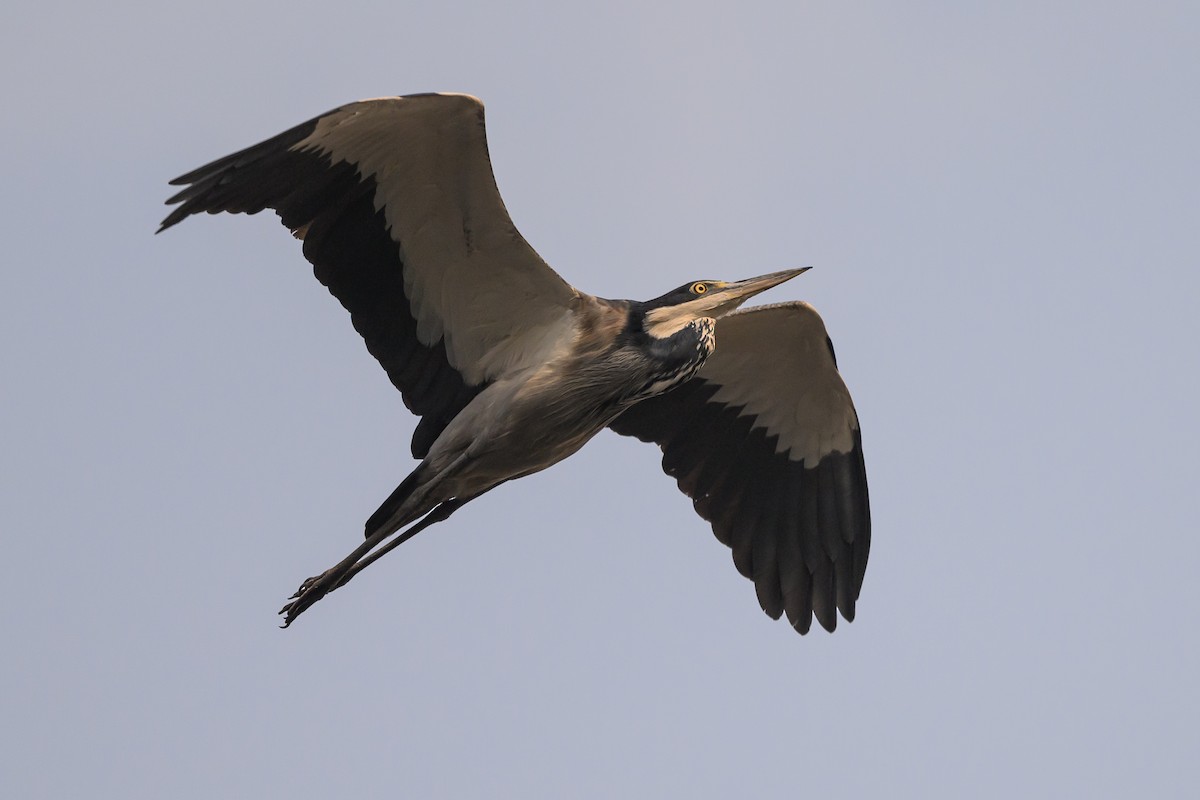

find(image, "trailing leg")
[277,456,484,627]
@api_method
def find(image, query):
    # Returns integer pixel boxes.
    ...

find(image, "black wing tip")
[157,198,214,233]
[156,208,186,234]
[158,180,196,233]
[757,587,785,621]
[784,605,858,635]
[614,384,870,639]
[156,107,334,235]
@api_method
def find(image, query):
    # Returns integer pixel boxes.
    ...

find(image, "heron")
[159,92,869,634]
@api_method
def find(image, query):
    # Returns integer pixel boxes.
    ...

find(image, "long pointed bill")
[703,267,811,317]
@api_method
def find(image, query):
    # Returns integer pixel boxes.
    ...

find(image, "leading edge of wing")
[284,94,581,387]
[161,93,583,456]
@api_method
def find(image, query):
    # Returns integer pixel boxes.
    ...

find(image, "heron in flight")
[159,93,870,634]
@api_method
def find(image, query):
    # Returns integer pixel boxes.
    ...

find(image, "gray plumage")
[160,93,870,634]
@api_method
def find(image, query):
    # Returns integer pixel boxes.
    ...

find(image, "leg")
[277,523,397,628]
[333,496,470,590]
[277,495,478,627]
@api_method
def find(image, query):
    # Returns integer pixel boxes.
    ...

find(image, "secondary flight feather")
[160,93,869,634]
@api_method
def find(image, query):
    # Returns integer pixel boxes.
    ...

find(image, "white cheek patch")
[644,305,695,339]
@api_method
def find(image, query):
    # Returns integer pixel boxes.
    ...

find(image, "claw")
[278,569,342,627]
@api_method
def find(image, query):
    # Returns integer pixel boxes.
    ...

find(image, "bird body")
[161,93,870,634]
[362,287,759,568]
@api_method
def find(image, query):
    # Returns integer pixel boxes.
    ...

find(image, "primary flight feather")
[160,93,869,633]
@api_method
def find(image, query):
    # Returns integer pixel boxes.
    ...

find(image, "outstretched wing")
[160,93,580,458]
[609,301,870,634]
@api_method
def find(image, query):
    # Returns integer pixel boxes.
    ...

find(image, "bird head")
[641,268,810,339]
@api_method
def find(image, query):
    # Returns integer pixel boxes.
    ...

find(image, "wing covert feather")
[610,301,870,634]
[162,93,579,457]
[289,95,580,386]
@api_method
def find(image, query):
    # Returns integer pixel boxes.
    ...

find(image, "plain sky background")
[3,2,1198,797]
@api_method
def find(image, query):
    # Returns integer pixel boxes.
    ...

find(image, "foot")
[279,568,340,627]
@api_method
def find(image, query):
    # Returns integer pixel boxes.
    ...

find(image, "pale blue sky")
[3,2,1198,797]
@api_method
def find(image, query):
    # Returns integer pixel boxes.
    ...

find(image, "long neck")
[644,317,715,365]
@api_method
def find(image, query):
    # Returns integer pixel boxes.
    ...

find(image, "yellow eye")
[691,282,708,294]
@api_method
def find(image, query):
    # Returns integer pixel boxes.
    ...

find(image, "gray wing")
[160,93,579,458]
[610,301,869,634]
